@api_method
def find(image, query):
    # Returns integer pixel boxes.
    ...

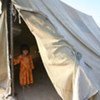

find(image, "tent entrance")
[13,17,62,100]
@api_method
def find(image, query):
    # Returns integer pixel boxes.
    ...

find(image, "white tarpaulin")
[12,0,100,100]
[0,0,100,99]
[0,9,11,99]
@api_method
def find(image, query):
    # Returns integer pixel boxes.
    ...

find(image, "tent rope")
[17,9,21,24]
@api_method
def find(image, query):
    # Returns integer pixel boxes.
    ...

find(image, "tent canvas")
[0,0,100,100]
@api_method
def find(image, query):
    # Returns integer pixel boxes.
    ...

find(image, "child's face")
[22,50,29,55]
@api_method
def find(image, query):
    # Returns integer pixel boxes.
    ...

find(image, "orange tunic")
[14,55,34,86]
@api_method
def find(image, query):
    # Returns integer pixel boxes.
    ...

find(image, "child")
[14,44,35,87]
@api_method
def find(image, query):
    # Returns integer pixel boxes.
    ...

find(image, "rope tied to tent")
[12,6,21,24]
[17,9,21,24]
[12,6,17,22]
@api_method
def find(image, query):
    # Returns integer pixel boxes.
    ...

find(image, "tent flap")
[0,9,11,99]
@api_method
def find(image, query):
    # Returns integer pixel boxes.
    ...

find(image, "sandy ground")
[14,59,62,100]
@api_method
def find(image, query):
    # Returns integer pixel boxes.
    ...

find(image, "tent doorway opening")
[13,16,62,100]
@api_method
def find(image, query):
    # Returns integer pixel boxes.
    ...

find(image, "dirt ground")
[14,58,62,100]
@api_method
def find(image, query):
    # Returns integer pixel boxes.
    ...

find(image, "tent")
[0,0,100,100]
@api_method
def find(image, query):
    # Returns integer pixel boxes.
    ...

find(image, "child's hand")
[32,66,35,70]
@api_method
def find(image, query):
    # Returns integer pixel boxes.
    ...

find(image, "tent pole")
[10,2,14,97]
[7,0,14,97]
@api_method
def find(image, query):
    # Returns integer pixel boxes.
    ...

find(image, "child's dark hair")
[20,44,30,54]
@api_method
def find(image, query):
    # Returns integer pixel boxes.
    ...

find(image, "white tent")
[0,0,100,100]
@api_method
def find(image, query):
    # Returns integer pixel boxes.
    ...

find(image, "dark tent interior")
[13,14,62,100]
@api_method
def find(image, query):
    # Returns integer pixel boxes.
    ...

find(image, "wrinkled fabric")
[0,9,11,99]
[0,0,100,100]
[12,0,100,100]
[20,11,77,100]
